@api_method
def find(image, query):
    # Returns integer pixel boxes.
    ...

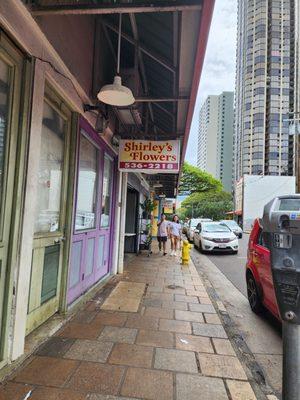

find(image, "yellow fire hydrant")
[182,239,192,265]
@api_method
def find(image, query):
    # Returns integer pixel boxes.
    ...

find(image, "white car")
[220,220,243,238]
[186,218,212,242]
[193,221,239,254]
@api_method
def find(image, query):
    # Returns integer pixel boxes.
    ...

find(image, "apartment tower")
[197,92,234,192]
[234,0,296,181]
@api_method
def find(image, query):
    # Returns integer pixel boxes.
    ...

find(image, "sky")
[185,0,237,165]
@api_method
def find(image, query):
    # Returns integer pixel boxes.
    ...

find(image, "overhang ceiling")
[23,0,214,198]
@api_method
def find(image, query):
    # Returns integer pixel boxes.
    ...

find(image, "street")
[191,237,283,398]
[206,235,249,297]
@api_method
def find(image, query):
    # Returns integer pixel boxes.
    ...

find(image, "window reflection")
[34,101,65,233]
[0,59,10,221]
[75,133,98,231]
[101,155,113,228]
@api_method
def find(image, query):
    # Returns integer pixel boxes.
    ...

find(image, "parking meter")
[262,195,300,400]
[262,195,300,323]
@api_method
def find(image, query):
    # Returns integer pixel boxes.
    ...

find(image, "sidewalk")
[1,245,260,400]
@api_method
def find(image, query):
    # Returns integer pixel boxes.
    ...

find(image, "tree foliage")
[178,163,233,220]
[179,162,222,195]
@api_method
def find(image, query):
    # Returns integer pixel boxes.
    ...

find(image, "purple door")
[67,120,115,305]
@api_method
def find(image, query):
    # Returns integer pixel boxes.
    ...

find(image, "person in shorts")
[157,213,168,255]
[169,214,182,256]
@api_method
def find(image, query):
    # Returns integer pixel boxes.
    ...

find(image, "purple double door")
[67,119,116,305]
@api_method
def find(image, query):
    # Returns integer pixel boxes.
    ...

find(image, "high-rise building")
[197,92,234,192]
[234,0,296,181]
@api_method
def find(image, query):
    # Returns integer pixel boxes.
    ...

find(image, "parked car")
[245,218,280,319]
[193,221,239,254]
[220,220,243,238]
[186,218,212,242]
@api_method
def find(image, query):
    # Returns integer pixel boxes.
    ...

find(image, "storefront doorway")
[67,119,115,305]
[26,87,72,334]
[124,187,139,253]
[0,34,25,361]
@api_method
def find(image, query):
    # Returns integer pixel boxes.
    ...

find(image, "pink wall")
[36,15,95,96]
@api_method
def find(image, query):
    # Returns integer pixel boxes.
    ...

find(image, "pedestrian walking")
[169,214,182,256]
[157,213,168,256]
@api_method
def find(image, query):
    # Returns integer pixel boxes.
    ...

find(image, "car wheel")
[232,250,238,255]
[246,273,263,314]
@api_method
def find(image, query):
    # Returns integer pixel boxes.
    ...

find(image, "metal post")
[282,321,300,400]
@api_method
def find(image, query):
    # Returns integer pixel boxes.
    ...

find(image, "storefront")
[67,118,117,305]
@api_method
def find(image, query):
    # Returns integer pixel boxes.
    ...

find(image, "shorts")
[157,236,167,243]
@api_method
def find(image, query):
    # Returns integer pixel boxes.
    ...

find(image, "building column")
[117,172,128,274]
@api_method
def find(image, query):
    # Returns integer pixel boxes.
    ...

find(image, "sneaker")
[163,252,167,256]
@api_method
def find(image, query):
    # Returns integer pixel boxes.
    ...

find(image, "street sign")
[118,139,180,173]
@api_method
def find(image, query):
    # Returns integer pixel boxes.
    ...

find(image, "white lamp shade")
[97,76,135,107]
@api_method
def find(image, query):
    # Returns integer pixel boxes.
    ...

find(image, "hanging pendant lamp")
[97,14,135,107]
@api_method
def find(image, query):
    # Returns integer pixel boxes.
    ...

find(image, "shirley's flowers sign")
[118,139,180,173]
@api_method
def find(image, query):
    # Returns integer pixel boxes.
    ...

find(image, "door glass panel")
[70,241,82,288]
[75,133,98,231]
[86,238,95,276]
[98,236,105,269]
[101,155,113,228]
[34,101,65,233]
[0,59,10,232]
[41,245,60,304]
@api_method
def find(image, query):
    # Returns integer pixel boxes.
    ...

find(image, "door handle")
[54,236,66,244]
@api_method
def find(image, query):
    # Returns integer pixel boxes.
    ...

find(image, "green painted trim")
[60,113,78,314]
[0,39,34,365]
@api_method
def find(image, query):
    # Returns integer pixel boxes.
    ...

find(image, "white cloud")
[185,0,237,165]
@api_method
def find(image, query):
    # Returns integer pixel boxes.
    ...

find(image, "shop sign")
[163,198,175,214]
[118,139,180,173]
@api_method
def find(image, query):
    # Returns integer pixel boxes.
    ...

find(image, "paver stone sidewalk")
[0,245,258,400]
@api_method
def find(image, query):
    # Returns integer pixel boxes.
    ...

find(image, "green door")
[0,35,24,361]
[26,87,71,334]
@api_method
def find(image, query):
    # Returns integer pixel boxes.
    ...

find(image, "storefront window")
[75,133,98,231]
[34,101,65,233]
[101,155,113,227]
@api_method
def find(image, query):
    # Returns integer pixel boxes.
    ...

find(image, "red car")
[246,218,280,320]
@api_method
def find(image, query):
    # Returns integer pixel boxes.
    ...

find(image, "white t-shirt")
[158,220,168,237]
[169,221,181,237]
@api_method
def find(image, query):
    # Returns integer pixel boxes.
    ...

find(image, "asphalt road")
[205,234,249,297]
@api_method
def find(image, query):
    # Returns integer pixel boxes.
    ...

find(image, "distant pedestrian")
[157,213,168,255]
[169,214,182,256]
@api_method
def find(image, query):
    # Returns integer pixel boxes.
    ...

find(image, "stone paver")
[189,303,216,314]
[136,329,174,348]
[174,294,199,303]
[66,362,125,394]
[108,343,153,368]
[226,380,257,400]
[98,326,138,343]
[143,307,174,319]
[213,339,236,356]
[93,312,128,327]
[154,348,198,373]
[0,382,34,400]
[199,354,248,380]
[64,339,114,362]
[176,373,228,400]
[192,323,227,339]
[121,368,173,400]
[14,356,79,387]
[89,395,138,400]
[125,314,159,330]
[175,310,204,323]
[175,333,214,353]
[159,319,192,334]
[30,387,87,400]
[57,322,103,340]
[204,313,222,324]
[36,337,76,357]
[161,301,188,310]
